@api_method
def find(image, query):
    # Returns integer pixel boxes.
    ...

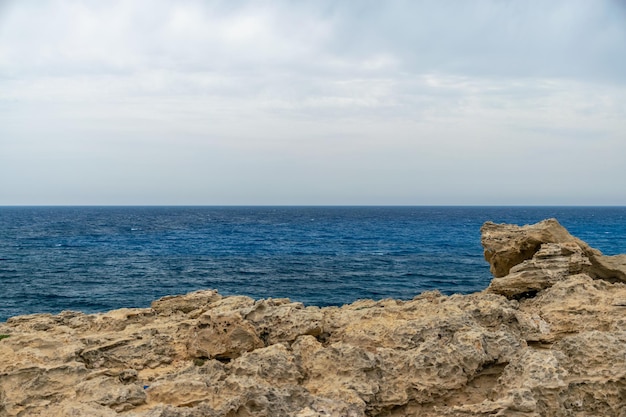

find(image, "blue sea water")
[1,206,625,322]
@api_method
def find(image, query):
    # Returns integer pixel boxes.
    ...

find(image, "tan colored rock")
[481,218,580,278]
[151,290,222,316]
[186,311,264,360]
[1,219,626,416]
[519,273,626,337]
[487,242,592,298]
[482,219,626,298]
[243,298,324,345]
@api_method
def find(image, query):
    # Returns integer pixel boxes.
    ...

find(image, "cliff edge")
[1,219,626,417]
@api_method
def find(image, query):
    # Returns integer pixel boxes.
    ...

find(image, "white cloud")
[1,0,625,205]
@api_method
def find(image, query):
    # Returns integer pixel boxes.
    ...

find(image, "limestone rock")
[1,219,626,416]
[243,298,324,345]
[487,242,592,298]
[482,218,626,298]
[481,219,593,277]
[519,273,626,337]
[186,311,264,360]
[151,290,222,316]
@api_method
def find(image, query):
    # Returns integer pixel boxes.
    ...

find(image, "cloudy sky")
[1,0,625,205]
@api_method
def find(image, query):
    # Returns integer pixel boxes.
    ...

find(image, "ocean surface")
[1,206,625,322]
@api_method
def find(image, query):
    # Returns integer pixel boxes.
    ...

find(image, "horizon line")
[2,204,626,208]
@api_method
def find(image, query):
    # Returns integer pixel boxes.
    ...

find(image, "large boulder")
[482,218,626,298]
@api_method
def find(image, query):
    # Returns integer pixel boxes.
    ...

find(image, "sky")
[1,0,625,206]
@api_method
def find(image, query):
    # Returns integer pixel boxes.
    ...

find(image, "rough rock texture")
[482,218,626,297]
[1,219,626,417]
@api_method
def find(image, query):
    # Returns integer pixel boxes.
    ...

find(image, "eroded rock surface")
[1,219,625,416]
[482,218,626,297]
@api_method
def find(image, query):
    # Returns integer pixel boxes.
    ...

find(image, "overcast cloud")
[1,0,625,205]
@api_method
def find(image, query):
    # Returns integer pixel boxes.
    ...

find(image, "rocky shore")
[1,219,626,417]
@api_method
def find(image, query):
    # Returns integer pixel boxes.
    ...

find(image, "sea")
[1,206,625,322]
